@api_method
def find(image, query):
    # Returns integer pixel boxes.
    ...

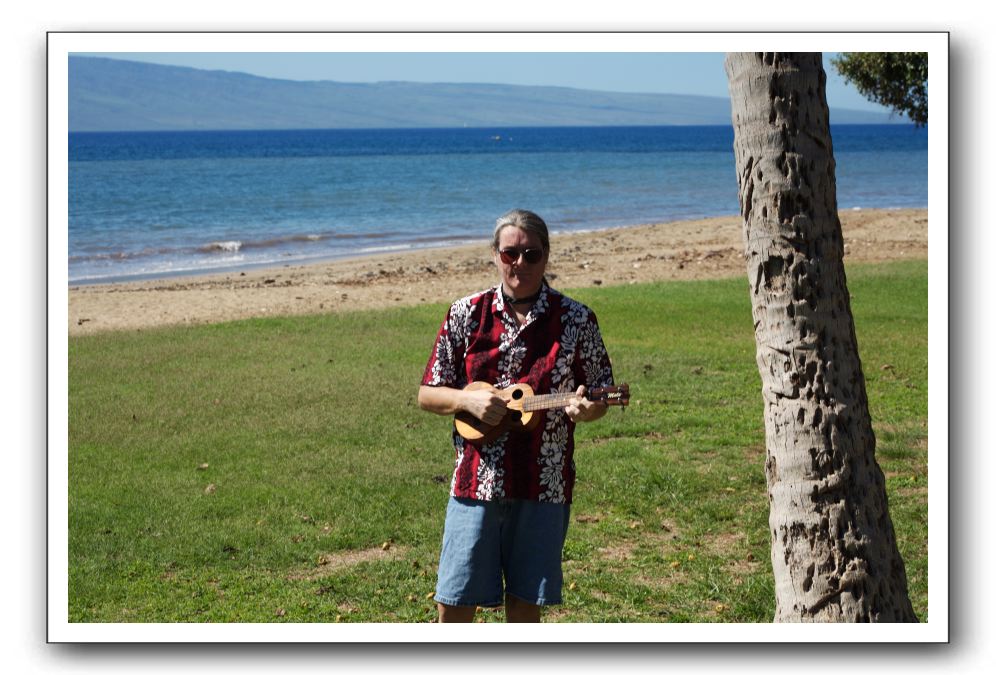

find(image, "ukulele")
[453,381,630,445]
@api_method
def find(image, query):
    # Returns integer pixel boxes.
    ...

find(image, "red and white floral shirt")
[421,283,614,504]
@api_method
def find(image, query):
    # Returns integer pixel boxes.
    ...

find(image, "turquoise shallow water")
[68,125,927,284]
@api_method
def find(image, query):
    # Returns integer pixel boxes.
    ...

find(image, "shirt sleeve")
[421,296,475,388]
[576,309,615,390]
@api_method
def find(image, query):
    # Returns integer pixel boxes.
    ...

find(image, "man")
[418,209,615,623]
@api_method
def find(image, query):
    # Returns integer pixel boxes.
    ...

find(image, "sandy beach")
[68,208,927,336]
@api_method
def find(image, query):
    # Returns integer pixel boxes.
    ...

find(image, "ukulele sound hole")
[511,389,524,400]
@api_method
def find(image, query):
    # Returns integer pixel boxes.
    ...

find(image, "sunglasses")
[498,247,544,265]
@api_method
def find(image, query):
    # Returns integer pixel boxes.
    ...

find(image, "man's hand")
[565,385,608,423]
[461,387,508,427]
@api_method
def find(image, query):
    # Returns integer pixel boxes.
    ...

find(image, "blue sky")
[79,52,891,114]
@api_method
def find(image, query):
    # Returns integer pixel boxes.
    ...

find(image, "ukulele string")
[521,392,579,412]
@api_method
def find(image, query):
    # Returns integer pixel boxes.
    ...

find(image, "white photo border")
[49,31,949,643]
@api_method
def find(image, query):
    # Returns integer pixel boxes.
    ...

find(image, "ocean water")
[68,125,927,284]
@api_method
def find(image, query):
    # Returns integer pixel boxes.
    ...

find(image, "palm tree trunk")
[725,52,917,622]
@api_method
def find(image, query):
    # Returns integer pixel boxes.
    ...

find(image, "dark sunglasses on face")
[498,247,544,265]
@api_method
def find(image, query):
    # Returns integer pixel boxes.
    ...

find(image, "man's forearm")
[418,385,466,416]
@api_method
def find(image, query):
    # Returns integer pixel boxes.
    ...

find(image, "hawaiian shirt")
[421,283,614,504]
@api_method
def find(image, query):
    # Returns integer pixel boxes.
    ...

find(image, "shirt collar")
[492,281,551,320]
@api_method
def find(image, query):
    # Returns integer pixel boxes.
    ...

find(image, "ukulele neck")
[517,391,579,412]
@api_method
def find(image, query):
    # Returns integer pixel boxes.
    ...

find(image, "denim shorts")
[434,496,571,608]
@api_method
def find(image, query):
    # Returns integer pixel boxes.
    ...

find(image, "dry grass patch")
[725,555,763,580]
[702,531,745,555]
[742,444,766,461]
[596,525,683,564]
[287,544,409,581]
[597,542,637,563]
[588,588,614,602]
[635,568,689,590]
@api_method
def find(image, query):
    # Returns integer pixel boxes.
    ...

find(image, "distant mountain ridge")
[68,56,904,132]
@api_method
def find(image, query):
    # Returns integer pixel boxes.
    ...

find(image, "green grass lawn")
[67,259,928,623]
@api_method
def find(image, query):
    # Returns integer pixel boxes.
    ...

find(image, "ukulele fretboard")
[519,392,578,412]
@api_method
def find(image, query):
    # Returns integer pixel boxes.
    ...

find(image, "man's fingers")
[481,396,508,424]
[484,405,507,425]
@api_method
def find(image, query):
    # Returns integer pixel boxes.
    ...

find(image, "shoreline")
[68,208,928,336]
[68,234,492,288]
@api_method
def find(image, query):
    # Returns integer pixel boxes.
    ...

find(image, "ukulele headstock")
[589,383,630,407]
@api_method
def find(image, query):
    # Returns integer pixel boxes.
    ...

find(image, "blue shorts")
[434,496,571,608]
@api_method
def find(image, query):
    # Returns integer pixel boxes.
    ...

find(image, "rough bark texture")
[725,52,917,622]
